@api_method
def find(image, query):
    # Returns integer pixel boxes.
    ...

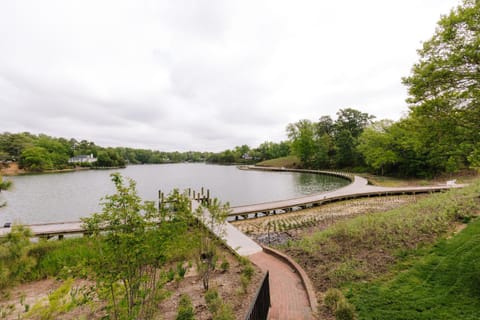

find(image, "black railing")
[245,271,270,320]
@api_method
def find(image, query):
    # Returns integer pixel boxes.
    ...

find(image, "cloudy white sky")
[0,0,459,152]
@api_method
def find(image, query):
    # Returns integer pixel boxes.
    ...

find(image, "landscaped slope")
[350,216,480,319]
[279,179,480,319]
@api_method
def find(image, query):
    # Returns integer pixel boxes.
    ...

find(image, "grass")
[279,179,480,319]
[363,170,479,188]
[279,179,480,318]
[349,217,480,319]
[28,237,100,280]
[255,155,301,168]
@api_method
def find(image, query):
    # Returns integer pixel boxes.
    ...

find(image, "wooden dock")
[228,167,462,220]
[0,221,84,238]
[0,168,462,237]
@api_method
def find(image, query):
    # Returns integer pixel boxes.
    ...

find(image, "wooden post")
[158,190,162,212]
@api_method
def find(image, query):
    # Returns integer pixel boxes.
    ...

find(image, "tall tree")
[333,108,375,168]
[357,120,399,175]
[402,0,480,173]
[287,120,317,167]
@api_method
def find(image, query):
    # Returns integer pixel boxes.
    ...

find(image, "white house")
[68,154,97,164]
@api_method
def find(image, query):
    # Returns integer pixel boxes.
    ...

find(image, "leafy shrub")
[213,304,234,320]
[220,260,230,272]
[205,289,220,315]
[335,298,356,320]
[324,288,343,311]
[242,264,255,281]
[204,289,234,320]
[177,262,188,279]
[176,294,195,320]
[0,225,35,288]
[166,268,176,282]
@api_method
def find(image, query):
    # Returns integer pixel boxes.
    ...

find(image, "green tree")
[0,132,35,160]
[287,119,317,167]
[82,174,195,319]
[333,108,375,168]
[357,120,399,175]
[19,146,53,171]
[402,0,480,174]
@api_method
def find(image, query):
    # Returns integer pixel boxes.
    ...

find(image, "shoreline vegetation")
[0,162,128,177]
[0,174,262,319]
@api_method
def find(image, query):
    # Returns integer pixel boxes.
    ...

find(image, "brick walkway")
[249,251,314,320]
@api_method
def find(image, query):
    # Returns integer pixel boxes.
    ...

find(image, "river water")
[0,163,348,225]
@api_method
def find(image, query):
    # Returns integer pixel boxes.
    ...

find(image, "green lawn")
[349,218,480,320]
[255,155,301,168]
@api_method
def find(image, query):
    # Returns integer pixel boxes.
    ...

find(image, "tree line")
[0,131,291,172]
[0,132,212,172]
[278,0,480,178]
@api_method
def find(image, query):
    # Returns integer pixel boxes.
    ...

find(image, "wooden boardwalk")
[229,167,462,220]
[1,168,461,238]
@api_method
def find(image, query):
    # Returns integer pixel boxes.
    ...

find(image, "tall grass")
[285,180,480,290]
[28,237,100,280]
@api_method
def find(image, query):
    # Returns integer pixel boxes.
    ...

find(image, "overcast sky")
[0,0,460,152]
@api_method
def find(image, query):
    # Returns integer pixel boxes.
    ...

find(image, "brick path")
[249,251,314,320]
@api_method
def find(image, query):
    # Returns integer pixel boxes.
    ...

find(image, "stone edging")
[260,244,318,313]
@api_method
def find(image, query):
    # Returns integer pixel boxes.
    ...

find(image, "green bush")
[205,289,220,314]
[0,225,35,288]
[177,262,188,279]
[322,287,356,319]
[204,289,234,320]
[220,260,230,272]
[176,294,195,320]
[214,304,234,320]
[242,264,255,281]
[335,298,356,320]
[324,288,343,311]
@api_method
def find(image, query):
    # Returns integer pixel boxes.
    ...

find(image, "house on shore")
[68,154,97,164]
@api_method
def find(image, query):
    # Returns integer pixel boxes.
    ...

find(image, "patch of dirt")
[0,162,24,176]
[0,278,100,320]
[0,248,262,320]
[159,250,263,320]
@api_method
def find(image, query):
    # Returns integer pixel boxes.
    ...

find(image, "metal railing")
[245,271,270,320]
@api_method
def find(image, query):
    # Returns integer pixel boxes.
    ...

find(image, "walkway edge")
[260,245,318,313]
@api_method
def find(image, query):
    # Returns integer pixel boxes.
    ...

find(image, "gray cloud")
[0,0,459,151]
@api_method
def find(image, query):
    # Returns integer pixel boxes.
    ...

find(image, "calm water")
[0,163,348,225]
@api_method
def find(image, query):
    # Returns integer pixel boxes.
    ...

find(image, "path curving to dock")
[229,167,463,220]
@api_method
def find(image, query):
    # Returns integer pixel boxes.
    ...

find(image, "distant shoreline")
[0,162,125,177]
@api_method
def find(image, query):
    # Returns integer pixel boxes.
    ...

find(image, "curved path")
[249,250,314,320]
[230,167,462,219]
